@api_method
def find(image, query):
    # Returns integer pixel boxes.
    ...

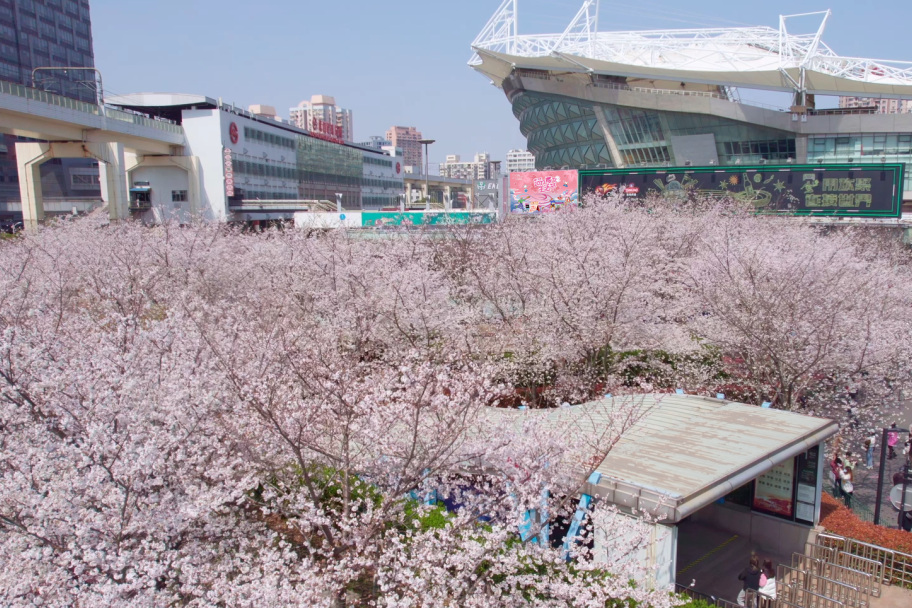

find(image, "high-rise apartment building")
[386,126,423,171]
[838,97,912,114]
[0,0,97,103]
[289,95,354,142]
[439,152,498,180]
[506,149,536,173]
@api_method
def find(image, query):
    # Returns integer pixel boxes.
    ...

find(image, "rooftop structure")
[470,1,912,101]
[490,393,836,523]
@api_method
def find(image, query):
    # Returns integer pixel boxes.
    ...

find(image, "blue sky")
[91,0,912,167]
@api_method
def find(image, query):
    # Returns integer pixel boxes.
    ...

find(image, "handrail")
[817,532,912,589]
[0,80,183,135]
[586,79,792,112]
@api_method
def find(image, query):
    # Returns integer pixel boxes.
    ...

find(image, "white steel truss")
[469,1,912,93]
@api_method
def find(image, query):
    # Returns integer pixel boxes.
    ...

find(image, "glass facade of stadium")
[511,89,912,195]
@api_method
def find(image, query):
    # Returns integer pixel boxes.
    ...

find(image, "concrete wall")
[130,165,191,224]
[180,110,226,222]
[691,501,813,559]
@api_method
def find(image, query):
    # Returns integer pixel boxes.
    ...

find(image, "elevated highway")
[0,81,188,229]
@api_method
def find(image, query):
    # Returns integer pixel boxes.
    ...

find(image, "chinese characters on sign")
[309,117,344,144]
[580,164,904,218]
[224,148,235,198]
[804,177,873,208]
[753,458,795,518]
[509,170,579,214]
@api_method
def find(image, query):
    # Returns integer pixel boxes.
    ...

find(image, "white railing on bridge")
[0,80,183,135]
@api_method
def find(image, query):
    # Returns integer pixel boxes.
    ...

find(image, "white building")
[439,152,497,180]
[506,149,536,173]
[104,93,403,223]
[288,95,354,142]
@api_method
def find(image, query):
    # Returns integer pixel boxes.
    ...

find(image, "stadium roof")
[470,1,912,98]
[488,393,837,523]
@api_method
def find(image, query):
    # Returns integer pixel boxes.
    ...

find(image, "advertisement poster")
[361,211,495,227]
[509,170,579,214]
[753,458,795,518]
[580,164,904,217]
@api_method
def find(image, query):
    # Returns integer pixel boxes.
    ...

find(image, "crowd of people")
[833,424,911,514]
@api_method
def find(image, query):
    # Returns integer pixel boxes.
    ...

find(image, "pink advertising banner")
[509,170,579,214]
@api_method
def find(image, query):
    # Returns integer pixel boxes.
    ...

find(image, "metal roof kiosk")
[491,393,838,593]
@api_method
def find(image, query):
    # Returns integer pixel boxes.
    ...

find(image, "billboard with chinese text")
[509,170,579,214]
[753,458,795,518]
[361,211,495,227]
[580,164,904,217]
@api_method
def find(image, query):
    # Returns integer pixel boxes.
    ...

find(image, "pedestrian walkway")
[869,585,912,608]
[677,520,791,602]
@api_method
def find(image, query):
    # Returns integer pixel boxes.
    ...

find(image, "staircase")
[678,532,911,608]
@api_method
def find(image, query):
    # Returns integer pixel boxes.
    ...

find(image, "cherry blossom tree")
[683,214,912,440]
[0,217,673,607]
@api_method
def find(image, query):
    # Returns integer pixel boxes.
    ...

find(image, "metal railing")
[816,533,912,589]
[806,107,879,116]
[106,107,183,134]
[586,80,790,112]
[589,80,731,100]
[0,79,183,135]
[675,584,740,608]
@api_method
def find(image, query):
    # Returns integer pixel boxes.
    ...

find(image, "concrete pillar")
[98,142,128,221]
[795,135,809,164]
[15,142,52,232]
[591,105,625,168]
[405,182,412,207]
[444,185,452,210]
[422,183,429,210]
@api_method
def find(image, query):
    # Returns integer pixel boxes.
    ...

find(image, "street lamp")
[418,139,435,210]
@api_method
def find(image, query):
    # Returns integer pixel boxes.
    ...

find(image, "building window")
[172,190,188,202]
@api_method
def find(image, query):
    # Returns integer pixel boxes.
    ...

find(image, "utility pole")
[418,139,435,210]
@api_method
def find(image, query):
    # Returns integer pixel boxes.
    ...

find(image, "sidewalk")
[870,585,912,608]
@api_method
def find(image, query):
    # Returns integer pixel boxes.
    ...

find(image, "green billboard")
[361,211,496,227]
[579,163,905,217]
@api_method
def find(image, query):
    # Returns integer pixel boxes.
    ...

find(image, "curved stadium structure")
[469,1,912,202]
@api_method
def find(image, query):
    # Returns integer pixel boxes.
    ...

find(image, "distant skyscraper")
[0,0,97,103]
[289,95,354,141]
[386,126,423,171]
[506,149,536,173]
[839,97,912,114]
[439,152,497,180]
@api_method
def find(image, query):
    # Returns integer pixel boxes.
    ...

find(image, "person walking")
[840,463,855,509]
[831,456,843,497]
[865,431,876,469]
[737,555,763,607]
[759,559,777,599]
[888,424,899,460]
